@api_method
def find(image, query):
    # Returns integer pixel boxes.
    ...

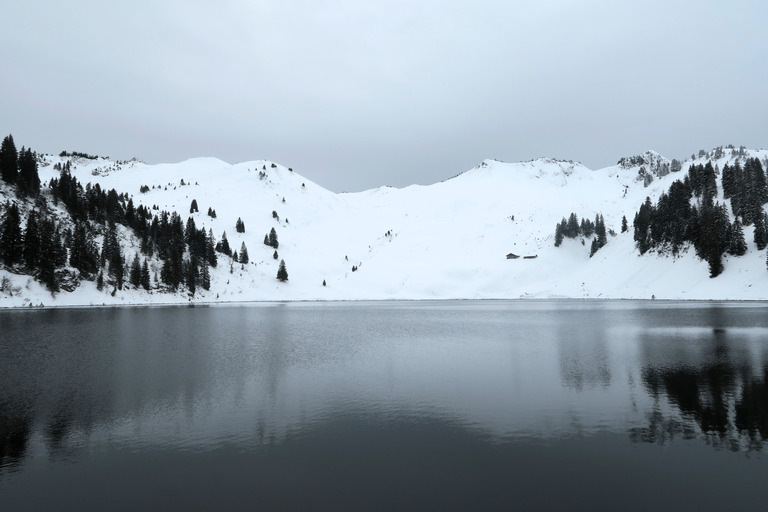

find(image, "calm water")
[1,301,767,510]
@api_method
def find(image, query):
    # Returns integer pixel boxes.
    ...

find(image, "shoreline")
[2,296,767,311]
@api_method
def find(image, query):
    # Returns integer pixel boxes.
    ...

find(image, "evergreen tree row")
[0,202,92,292]
[553,212,607,256]
[722,158,768,225]
[1,134,225,295]
[1,134,41,197]
[633,162,761,278]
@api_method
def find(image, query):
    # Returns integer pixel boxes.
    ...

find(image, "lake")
[1,301,767,510]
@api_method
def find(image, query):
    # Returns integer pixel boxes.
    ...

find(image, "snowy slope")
[2,146,768,307]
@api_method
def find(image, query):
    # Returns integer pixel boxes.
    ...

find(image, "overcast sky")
[2,1,767,192]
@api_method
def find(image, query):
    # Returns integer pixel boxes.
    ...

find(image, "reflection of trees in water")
[735,370,768,444]
[0,415,32,475]
[0,305,339,472]
[0,307,225,473]
[631,331,768,452]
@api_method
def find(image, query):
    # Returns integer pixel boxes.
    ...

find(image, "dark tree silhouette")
[0,203,23,266]
[0,134,18,183]
[129,254,142,288]
[141,259,151,290]
[216,231,232,256]
[728,219,747,256]
[276,259,288,282]
[554,221,564,247]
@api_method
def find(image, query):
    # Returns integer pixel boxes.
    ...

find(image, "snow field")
[2,148,768,307]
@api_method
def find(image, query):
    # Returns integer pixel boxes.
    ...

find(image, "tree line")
[554,212,608,257]
[1,134,225,294]
[1,133,292,295]
[633,160,765,277]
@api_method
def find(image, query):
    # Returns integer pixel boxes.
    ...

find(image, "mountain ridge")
[1,141,767,307]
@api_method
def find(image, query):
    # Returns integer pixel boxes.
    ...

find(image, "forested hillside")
[1,134,767,306]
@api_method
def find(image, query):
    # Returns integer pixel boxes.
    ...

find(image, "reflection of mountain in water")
[557,319,612,391]
[631,328,768,452]
[0,306,297,474]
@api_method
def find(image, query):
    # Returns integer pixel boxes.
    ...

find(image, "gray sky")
[2,1,767,192]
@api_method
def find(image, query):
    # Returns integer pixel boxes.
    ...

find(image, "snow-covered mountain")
[2,144,768,307]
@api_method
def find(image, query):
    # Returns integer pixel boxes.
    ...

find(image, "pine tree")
[688,164,702,197]
[239,242,249,264]
[184,217,197,250]
[750,158,768,206]
[634,197,653,254]
[206,228,218,268]
[16,147,41,197]
[187,255,197,295]
[216,231,231,255]
[101,222,124,289]
[38,218,61,292]
[754,212,768,250]
[161,258,174,289]
[268,227,279,249]
[621,215,628,233]
[722,163,735,199]
[701,162,717,202]
[728,219,747,256]
[708,250,724,278]
[0,203,23,266]
[595,214,607,249]
[729,160,746,220]
[190,199,199,213]
[113,251,125,290]
[200,259,210,291]
[694,195,728,277]
[23,210,41,270]
[589,238,598,258]
[236,217,245,233]
[273,250,278,260]
[161,217,185,289]
[276,259,288,282]
[141,259,151,290]
[69,221,99,276]
[0,135,18,183]
[554,221,564,247]
[130,254,142,288]
[565,213,579,238]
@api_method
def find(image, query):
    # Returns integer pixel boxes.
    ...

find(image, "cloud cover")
[2,0,767,191]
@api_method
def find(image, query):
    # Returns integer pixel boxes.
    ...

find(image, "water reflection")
[631,325,768,452]
[556,308,612,390]
[0,415,31,475]
[2,301,768,484]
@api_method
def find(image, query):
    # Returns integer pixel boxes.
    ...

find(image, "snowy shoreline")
[2,296,766,312]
